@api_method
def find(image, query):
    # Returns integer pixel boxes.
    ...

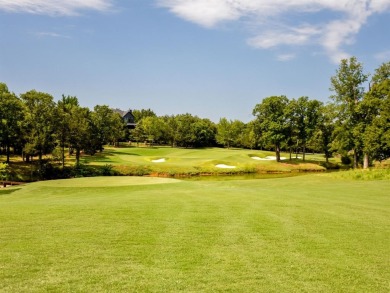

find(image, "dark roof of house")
[123,110,135,123]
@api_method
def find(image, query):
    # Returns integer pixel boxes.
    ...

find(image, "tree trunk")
[76,148,81,165]
[275,144,281,162]
[363,153,369,169]
[6,145,10,164]
[62,144,65,169]
[353,149,358,169]
[302,144,306,162]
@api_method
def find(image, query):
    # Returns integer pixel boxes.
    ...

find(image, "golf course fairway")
[0,174,389,292]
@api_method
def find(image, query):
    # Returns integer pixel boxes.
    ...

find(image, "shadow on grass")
[0,188,21,195]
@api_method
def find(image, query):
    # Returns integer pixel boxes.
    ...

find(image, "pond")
[181,172,310,181]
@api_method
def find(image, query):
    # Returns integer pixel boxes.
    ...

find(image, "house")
[123,110,137,129]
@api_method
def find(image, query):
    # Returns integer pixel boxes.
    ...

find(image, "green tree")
[20,90,56,163]
[0,83,25,163]
[253,95,290,162]
[132,108,156,123]
[191,118,216,147]
[289,97,322,161]
[308,104,335,163]
[91,105,125,151]
[138,116,163,146]
[68,105,91,165]
[330,57,369,168]
[361,61,390,165]
[216,118,233,148]
[160,115,179,147]
[56,95,79,168]
[0,162,9,184]
[241,121,260,150]
[175,114,198,148]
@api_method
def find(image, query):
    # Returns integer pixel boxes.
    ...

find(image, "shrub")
[341,155,352,165]
[72,163,100,178]
[100,164,115,176]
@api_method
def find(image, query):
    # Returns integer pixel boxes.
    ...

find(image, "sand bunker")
[251,156,286,161]
[151,158,166,163]
[215,164,236,169]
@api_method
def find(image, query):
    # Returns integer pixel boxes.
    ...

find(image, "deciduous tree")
[330,57,369,168]
[0,83,24,163]
[253,95,289,162]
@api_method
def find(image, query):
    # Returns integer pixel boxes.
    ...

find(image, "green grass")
[325,168,390,180]
[81,146,327,176]
[1,175,389,292]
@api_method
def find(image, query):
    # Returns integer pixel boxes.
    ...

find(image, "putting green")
[33,176,180,188]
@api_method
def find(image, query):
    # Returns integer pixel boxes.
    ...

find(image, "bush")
[72,163,100,178]
[341,155,352,165]
[0,162,9,181]
[319,162,340,170]
[100,164,115,176]
[35,160,74,180]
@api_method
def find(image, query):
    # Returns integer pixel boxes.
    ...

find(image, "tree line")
[0,89,124,167]
[129,57,390,168]
[0,57,389,170]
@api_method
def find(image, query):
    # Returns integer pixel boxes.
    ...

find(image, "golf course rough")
[0,174,389,292]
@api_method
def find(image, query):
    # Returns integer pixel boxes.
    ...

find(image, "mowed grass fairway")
[81,146,327,175]
[1,175,389,292]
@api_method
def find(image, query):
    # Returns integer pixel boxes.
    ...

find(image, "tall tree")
[69,106,92,164]
[56,95,79,168]
[308,104,335,163]
[175,114,198,148]
[330,57,369,168]
[191,118,216,147]
[20,90,56,163]
[253,95,290,162]
[241,121,260,150]
[138,116,163,146]
[361,61,390,165]
[289,97,322,161]
[91,105,125,151]
[0,83,25,163]
[216,118,233,148]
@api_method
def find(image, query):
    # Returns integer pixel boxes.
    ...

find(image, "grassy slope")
[82,146,327,175]
[1,175,389,292]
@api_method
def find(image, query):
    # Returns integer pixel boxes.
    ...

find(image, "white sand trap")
[251,156,286,161]
[251,156,267,160]
[151,158,166,163]
[215,164,236,169]
[266,156,286,160]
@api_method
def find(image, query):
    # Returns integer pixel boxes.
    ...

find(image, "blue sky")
[1,0,389,122]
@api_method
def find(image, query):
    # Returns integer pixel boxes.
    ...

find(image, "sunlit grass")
[1,175,389,292]
[324,167,390,180]
[81,146,327,176]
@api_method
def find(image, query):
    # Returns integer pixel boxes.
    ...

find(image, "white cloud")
[247,25,321,49]
[158,0,390,63]
[157,0,240,28]
[0,0,113,16]
[34,32,71,38]
[276,54,296,61]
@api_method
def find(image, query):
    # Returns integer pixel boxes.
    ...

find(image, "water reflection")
[181,172,308,181]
